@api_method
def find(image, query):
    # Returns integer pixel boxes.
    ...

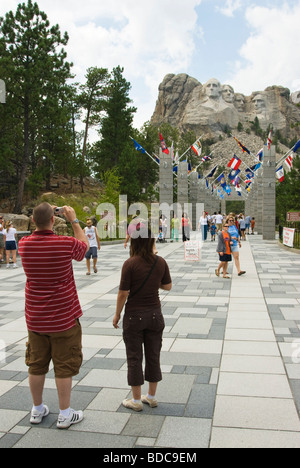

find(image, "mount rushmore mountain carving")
[151,74,300,139]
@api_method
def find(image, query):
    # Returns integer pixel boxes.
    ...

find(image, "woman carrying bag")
[113,227,172,412]
[215,222,233,279]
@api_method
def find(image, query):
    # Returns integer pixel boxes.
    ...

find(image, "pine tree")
[77,66,110,192]
[94,66,137,174]
[0,0,73,212]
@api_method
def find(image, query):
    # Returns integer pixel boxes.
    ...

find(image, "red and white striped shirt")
[19,230,87,333]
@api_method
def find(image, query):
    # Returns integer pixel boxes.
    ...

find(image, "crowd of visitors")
[2,203,254,430]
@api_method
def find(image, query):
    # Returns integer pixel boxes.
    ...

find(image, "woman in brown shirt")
[113,227,172,412]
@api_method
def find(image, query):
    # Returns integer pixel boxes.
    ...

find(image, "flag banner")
[232,175,240,186]
[191,139,202,157]
[285,153,294,169]
[254,162,261,171]
[206,165,218,178]
[276,166,285,183]
[233,137,251,154]
[132,138,146,154]
[245,177,254,185]
[267,131,272,150]
[228,155,242,170]
[224,184,231,194]
[153,154,160,164]
[293,139,300,153]
[159,133,169,154]
[202,155,212,162]
[256,148,264,162]
[228,168,241,181]
[217,189,224,199]
[217,173,227,187]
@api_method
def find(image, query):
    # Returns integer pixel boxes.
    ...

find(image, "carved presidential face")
[204,79,221,99]
[234,94,245,112]
[252,94,266,113]
[222,85,234,103]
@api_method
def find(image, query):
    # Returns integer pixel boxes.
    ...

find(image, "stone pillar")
[177,161,188,210]
[262,146,276,240]
[190,171,199,230]
[256,168,263,234]
[159,148,173,206]
[0,80,5,104]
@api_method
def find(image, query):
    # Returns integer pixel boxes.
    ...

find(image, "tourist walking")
[113,227,172,412]
[215,211,223,232]
[3,221,18,269]
[215,222,232,279]
[198,211,209,241]
[171,214,180,242]
[227,216,246,277]
[251,217,256,235]
[84,218,101,275]
[239,215,246,241]
[18,203,89,429]
[181,213,191,242]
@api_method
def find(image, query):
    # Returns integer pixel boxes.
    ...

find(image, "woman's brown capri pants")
[123,309,165,387]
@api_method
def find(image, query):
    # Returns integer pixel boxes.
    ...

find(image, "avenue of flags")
[130,131,300,198]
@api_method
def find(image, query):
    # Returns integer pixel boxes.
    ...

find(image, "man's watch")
[71,218,79,225]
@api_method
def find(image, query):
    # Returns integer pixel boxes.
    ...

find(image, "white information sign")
[184,241,201,262]
[283,227,295,248]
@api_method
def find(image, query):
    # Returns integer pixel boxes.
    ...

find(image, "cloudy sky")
[2,0,300,130]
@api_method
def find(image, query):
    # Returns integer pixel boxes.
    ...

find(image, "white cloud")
[1,0,204,128]
[39,0,204,128]
[229,2,300,95]
[216,0,242,17]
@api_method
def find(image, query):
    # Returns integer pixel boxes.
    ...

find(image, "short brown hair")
[33,202,54,229]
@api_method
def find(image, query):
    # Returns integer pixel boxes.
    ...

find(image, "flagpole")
[129,136,160,168]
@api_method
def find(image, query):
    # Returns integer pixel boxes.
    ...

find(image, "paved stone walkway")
[0,234,300,448]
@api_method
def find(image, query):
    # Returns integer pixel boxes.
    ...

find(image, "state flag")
[191,139,202,157]
[217,173,226,188]
[228,168,241,181]
[285,153,294,169]
[276,166,285,183]
[228,155,242,170]
[267,131,272,150]
[159,133,169,154]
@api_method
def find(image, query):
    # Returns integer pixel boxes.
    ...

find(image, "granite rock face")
[151,74,300,138]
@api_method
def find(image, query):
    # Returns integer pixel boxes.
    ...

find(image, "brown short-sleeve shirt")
[119,255,171,313]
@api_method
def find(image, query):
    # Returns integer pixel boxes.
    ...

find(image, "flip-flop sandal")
[86,272,91,275]
[215,269,219,277]
[223,276,230,279]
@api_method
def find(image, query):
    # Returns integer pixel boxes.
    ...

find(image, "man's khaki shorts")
[25,319,83,379]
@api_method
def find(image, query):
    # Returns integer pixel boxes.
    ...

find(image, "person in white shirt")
[198,212,209,241]
[3,221,18,268]
[84,218,101,275]
[215,212,223,232]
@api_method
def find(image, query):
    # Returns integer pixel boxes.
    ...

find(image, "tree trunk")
[14,95,30,214]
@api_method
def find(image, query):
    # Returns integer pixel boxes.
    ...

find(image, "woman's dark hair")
[130,226,155,263]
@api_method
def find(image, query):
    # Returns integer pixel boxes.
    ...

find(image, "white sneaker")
[30,405,50,424]
[6,265,10,269]
[57,409,83,429]
[13,264,18,269]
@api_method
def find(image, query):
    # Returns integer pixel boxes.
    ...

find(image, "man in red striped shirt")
[19,203,89,429]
